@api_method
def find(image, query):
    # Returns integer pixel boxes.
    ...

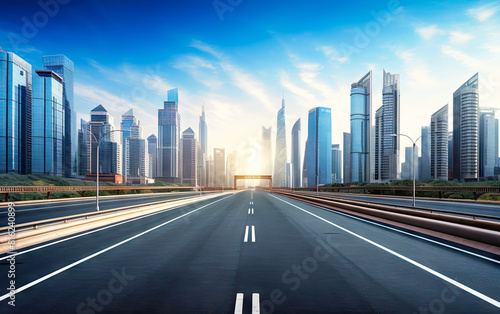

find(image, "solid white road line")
[252,225,256,242]
[234,293,244,314]
[248,208,251,214]
[270,194,500,309]
[244,226,249,242]
[0,195,235,301]
[252,293,260,314]
[252,208,254,215]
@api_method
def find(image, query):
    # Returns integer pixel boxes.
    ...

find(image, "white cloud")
[395,49,415,62]
[441,45,483,70]
[468,4,499,22]
[295,63,323,71]
[317,46,348,63]
[416,25,441,40]
[449,31,473,43]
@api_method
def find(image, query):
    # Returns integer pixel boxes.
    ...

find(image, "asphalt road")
[0,192,212,225]
[0,190,498,313]
[314,192,500,218]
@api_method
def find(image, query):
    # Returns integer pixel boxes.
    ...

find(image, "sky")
[1,0,499,170]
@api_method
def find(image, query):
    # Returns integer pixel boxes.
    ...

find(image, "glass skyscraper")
[42,55,75,177]
[182,128,198,186]
[274,98,287,187]
[158,88,181,181]
[199,105,208,154]
[331,144,342,184]
[479,108,499,178]
[147,134,157,178]
[431,105,448,180]
[0,50,32,174]
[291,118,301,188]
[78,119,90,176]
[121,108,138,179]
[419,126,431,181]
[343,132,351,184]
[90,105,121,175]
[31,70,64,176]
[307,107,332,187]
[453,73,478,181]
[350,71,371,183]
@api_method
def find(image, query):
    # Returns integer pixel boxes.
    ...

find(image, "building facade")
[479,108,499,178]
[343,132,351,184]
[147,134,157,178]
[307,107,332,187]
[182,128,198,186]
[90,105,121,175]
[31,70,64,176]
[274,98,287,187]
[453,73,479,181]
[331,144,342,184]
[291,118,301,188]
[420,126,431,181]
[350,71,372,183]
[158,88,181,182]
[214,148,225,187]
[431,105,448,180]
[42,55,75,177]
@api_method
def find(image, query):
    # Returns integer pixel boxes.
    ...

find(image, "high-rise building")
[198,105,207,186]
[121,109,137,166]
[206,156,214,187]
[375,70,400,182]
[31,70,64,176]
[90,105,121,175]
[479,108,499,178]
[158,88,181,182]
[274,98,287,187]
[453,73,479,181]
[401,146,418,180]
[214,148,225,187]
[125,121,148,183]
[420,126,431,181]
[302,139,308,187]
[168,88,178,103]
[374,107,382,181]
[431,105,448,180]
[331,144,342,184]
[182,128,197,186]
[291,118,301,188]
[448,131,453,180]
[199,105,208,154]
[343,132,351,184]
[307,107,332,187]
[261,126,272,175]
[0,50,32,174]
[147,134,157,178]
[42,55,75,177]
[78,119,90,176]
[350,71,372,183]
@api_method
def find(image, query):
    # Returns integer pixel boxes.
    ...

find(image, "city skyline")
[1,1,500,159]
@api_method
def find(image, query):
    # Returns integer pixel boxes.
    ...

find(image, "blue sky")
[1,0,499,169]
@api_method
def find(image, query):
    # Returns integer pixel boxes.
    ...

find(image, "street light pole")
[390,133,421,207]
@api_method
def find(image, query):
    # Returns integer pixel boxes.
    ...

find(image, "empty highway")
[0,190,498,313]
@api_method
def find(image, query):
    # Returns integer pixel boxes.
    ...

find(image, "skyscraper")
[453,73,479,181]
[374,107,382,181]
[78,119,90,176]
[479,108,499,178]
[121,109,138,180]
[158,88,181,183]
[261,126,272,175]
[90,105,121,175]
[0,50,32,174]
[431,105,448,180]
[199,105,208,154]
[214,148,225,187]
[31,70,64,176]
[307,107,332,187]
[147,134,157,178]
[350,71,372,183]
[420,126,431,181]
[401,146,417,180]
[182,128,198,186]
[343,132,351,184]
[376,70,400,182]
[198,105,207,186]
[125,122,148,183]
[42,55,75,177]
[274,98,287,187]
[291,118,301,188]
[331,144,342,184]
[302,139,308,187]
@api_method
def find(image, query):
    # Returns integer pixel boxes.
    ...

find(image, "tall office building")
[479,108,499,178]
[375,70,400,182]
[197,141,205,186]
[198,105,207,186]
[343,132,351,184]
[31,70,64,176]
[158,88,181,182]
[431,105,448,180]
[453,73,479,181]
[291,118,301,188]
[121,109,137,167]
[206,156,214,187]
[78,119,91,176]
[350,71,372,183]
[448,131,453,180]
[125,122,148,183]
[42,55,75,177]
[307,107,332,187]
[182,128,197,186]
[90,105,121,175]
[420,126,431,181]
[214,148,225,187]
[0,50,32,174]
[331,144,342,184]
[199,105,208,154]
[302,139,308,187]
[261,126,272,175]
[401,146,417,180]
[274,98,287,187]
[147,134,157,178]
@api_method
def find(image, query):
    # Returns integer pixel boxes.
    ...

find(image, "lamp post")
[390,133,421,207]
[89,122,123,211]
